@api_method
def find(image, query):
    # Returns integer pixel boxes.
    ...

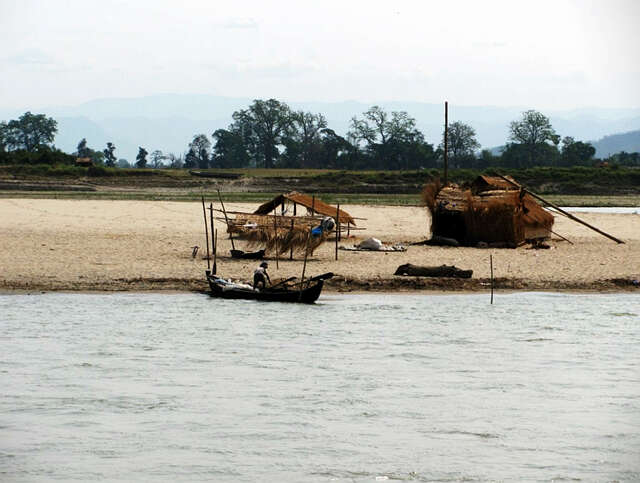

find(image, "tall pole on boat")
[214,229,218,275]
[299,229,312,300]
[335,203,340,261]
[217,189,237,251]
[209,203,216,274]
[490,254,494,305]
[201,196,210,270]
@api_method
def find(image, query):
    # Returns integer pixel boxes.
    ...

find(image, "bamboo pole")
[201,196,210,270]
[550,229,574,245]
[273,212,279,269]
[289,219,294,260]
[311,195,315,216]
[299,229,312,300]
[490,254,494,305]
[216,189,236,251]
[444,101,449,186]
[213,229,218,275]
[209,203,216,274]
[335,203,340,261]
[209,202,215,253]
[497,174,625,244]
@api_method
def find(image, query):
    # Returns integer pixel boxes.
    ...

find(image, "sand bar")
[1,199,639,292]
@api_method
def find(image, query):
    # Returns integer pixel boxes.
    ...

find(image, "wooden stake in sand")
[216,189,236,251]
[490,254,494,305]
[273,212,279,270]
[289,219,294,261]
[201,196,210,270]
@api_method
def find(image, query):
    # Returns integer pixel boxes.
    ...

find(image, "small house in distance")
[423,176,554,247]
[75,157,93,167]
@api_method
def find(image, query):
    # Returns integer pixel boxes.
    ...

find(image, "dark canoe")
[230,249,265,259]
[206,273,332,304]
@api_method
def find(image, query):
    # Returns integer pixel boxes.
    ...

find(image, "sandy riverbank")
[0,199,639,293]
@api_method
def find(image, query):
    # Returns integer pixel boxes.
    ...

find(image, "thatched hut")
[423,176,554,247]
[75,157,93,167]
[220,192,350,257]
[253,191,355,227]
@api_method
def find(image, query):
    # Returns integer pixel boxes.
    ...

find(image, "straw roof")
[424,176,554,246]
[471,175,519,193]
[253,191,355,225]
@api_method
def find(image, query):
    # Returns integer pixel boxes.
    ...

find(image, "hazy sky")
[1,0,639,110]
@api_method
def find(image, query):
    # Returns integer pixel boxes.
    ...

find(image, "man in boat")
[253,261,271,290]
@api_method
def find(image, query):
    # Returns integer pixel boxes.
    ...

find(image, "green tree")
[150,149,166,168]
[1,112,57,151]
[75,138,104,164]
[509,110,559,145]
[135,147,148,168]
[506,110,560,167]
[166,153,184,169]
[560,137,596,166]
[283,111,327,168]
[317,128,352,169]
[188,134,211,169]
[231,99,292,168]
[348,106,431,169]
[76,138,90,157]
[103,142,117,167]
[0,122,8,152]
[184,148,198,169]
[441,121,480,168]
[211,128,250,168]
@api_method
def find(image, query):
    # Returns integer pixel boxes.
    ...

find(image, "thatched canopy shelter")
[75,157,93,166]
[254,191,356,226]
[423,176,554,247]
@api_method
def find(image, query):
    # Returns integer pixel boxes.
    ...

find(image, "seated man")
[253,261,271,290]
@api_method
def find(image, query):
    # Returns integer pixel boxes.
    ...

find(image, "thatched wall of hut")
[423,176,554,247]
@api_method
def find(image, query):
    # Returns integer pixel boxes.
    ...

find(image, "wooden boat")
[230,249,266,259]
[206,272,333,304]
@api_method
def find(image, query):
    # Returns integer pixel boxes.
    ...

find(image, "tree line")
[2,103,639,170]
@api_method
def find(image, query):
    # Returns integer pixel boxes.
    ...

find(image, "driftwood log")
[394,263,473,279]
[411,236,460,247]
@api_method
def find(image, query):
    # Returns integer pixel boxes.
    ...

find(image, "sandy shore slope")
[1,199,639,292]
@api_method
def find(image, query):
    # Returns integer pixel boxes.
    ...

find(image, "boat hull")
[207,275,324,304]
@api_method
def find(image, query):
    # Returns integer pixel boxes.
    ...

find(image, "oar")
[269,276,297,290]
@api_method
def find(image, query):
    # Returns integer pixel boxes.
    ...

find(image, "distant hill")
[2,94,640,162]
[591,130,640,158]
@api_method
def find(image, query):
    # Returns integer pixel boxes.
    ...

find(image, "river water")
[1,292,639,482]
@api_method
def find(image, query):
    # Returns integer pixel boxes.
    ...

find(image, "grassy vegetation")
[1,164,639,206]
[1,189,638,207]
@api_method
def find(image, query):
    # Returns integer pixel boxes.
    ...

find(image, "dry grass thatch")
[423,177,554,246]
[236,214,332,256]
[253,192,356,226]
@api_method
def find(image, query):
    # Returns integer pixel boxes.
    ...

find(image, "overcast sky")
[1,0,639,110]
